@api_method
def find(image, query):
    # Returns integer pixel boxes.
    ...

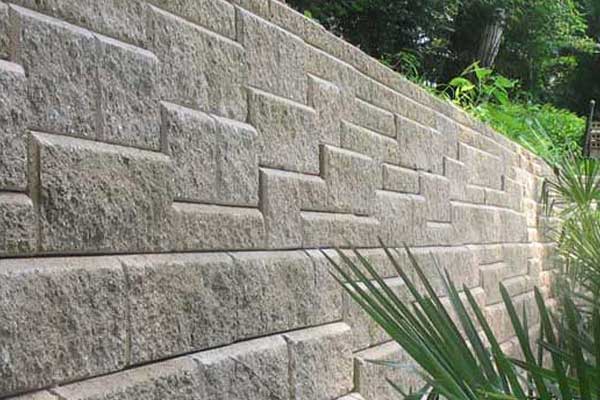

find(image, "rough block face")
[0,257,127,395]
[0,0,556,397]
[33,132,173,254]
[285,323,354,400]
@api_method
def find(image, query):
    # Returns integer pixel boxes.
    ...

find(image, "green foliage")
[327,244,600,399]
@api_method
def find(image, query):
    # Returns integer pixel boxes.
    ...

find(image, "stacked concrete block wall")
[0,0,558,398]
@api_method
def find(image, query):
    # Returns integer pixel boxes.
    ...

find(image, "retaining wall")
[0,0,557,398]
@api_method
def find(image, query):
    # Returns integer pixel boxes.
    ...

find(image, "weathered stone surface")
[149,6,247,120]
[285,323,353,400]
[238,9,307,103]
[121,253,238,364]
[9,0,147,46]
[376,191,426,246]
[341,121,399,168]
[248,89,319,174]
[10,391,57,400]
[32,132,173,254]
[459,142,503,190]
[0,193,36,256]
[0,60,28,191]
[0,256,127,395]
[163,102,259,206]
[13,6,96,138]
[230,251,341,338]
[419,172,450,222]
[195,336,289,400]
[0,3,9,59]
[53,356,203,400]
[229,0,270,17]
[148,0,235,39]
[396,115,446,174]
[308,75,346,146]
[96,35,160,150]
[301,211,380,248]
[351,98,395,138]
[383,164,419,194]
[170,203,265,251]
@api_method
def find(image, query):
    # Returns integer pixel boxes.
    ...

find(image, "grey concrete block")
[0,192,36,256]
[459,142,503,190]
[163,102,259,206]
[301,211,380,248]
[0,256,127,395]
[238,9,307,103]
[0,60,28,191]
[285,323,354,400]
[248,88,319,174]
[121,253,239,365]
[0,3,9,59]
[308,75,346,147]
[95,34,160,150]
[149,5,247,121]
[13,5,97,138]
[32,132,173,254]
[396,115,445,174]
[383,164,419,194]
[350,98,395,138]
[419,172,450,222]
[341,121,399,168]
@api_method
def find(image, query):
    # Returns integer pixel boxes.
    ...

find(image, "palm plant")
[326,244,600,399]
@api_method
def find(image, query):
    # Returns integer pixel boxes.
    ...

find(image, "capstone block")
[96,35,160,150]
[33,132,173,254]
[149,6,247,120]
[13,6,96,138]
[285,323,353,400]
[0,60,28,191]
[0,256,127,395]
[0,192,36,256]
[248,89,319,174]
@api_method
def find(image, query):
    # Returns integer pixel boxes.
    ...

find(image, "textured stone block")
[10,391,57,400]
[148,0,235,39]
[32,132,173,254]
[308,75,346,146]
[301,211,380,248]
[9,0,147,46]
[230,251,340,338]
[351,98,395,138]
[376,191,426,246]
[0,192,36,256]
[459,142,503,190]
[163,102,259,206]
[419,172,450,222]
[485,291,538,343]
[396,116,445,174]
[410,246,479,293]
[322,145,378,215]
[0,3,9,59]
[238,9,306,102]
[0,60,28,191]
[14,6,96,137]
[53,356,203,400]
[285,323,353,400]
[170,203,265,251]
[195,336,289,400]
[341,121,399,167]
[248,89,319,174]
[229,0,270,17]
[355,342,423,400]
[149,6,247,120]
[96,35,160,150]
[121,253,239,365]
[0,256,127,395]
[383,164,419,194]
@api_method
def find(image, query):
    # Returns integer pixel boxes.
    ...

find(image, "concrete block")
[163,102,258,206]
[170,203,265,251]
[32,132,173,254]
[485,291,538,343]
[350,98,395,138]
[341,121,399,168]
[308,75,346,146]
[375,191,426,247]
[53,356,203,400]
[228,0,270,17]
[459,143,503,190]
[419,172,450,222]
[355,342,423,400]
[149,6,247,120]
[13,6,97,137]
[0,192,36,256]
[269,0,310,37]
[396,116,445,174]
[148,0,236,39]
[230,251,340,338]
[301,211,380,248]
[9,0,147,46]
[0,3,9,59]
[0,60,28,191]
[121,253,239,365]
[0,256,127,395]
[322,146,378,215]
[248,89,319,174]
[238,9,306,103]
[194,336,289,400]
[285,323,353,400]
[96,35,160,150]
[383,164,419,194]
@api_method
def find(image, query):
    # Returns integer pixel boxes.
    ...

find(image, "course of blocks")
[0,0,558,398]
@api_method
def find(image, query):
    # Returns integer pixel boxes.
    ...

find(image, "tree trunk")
[477,8,506,68]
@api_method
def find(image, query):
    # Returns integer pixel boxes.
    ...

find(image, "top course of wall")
[0,0,557,399]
